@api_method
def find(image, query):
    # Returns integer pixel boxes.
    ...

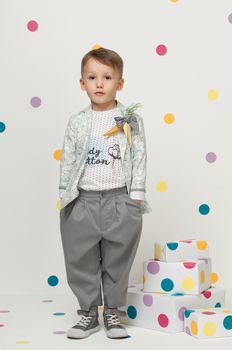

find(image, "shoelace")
[76,315,93,327]
[105,314,120,326]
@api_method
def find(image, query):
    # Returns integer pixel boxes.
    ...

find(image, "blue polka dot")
[161,278,174,292]
[127,305,137,319]
[199,204,210,215]
[184,310,195,318]
[48,275,59,286]
[167,242,178,250]
[223,315,232,330]
[0,122,6,133]
[53,312,65,316]
[215,302,221,307]
[171,292,184,296]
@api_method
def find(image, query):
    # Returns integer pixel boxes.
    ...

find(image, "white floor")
[1,294,232,350]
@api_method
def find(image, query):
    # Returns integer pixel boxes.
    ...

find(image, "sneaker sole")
[67,325,100,339]
[103,326,129,339]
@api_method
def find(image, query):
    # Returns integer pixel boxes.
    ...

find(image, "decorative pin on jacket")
[102,102,142,147]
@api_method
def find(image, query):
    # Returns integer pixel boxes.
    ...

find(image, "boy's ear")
[117,78,124,91]
[80,78,86,91]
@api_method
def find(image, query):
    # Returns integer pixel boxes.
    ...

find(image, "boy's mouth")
[95,92,105,95]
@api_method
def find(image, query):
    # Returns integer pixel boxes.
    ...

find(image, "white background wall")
[1,0,232,305]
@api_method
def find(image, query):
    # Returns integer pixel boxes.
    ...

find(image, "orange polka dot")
[92,44,102,49]
[211,272,219,283]
[200,270,205,284]
[54,149,62,160]
[190,320,198,335]
[164,113,175,124]
[196,240,207,250]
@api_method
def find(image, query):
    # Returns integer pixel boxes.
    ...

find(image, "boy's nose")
[96,79,103,87]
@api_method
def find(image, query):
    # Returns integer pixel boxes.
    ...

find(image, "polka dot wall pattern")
[0,0,231,344]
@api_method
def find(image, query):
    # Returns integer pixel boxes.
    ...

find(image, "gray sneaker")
[67,306,100,339]
[103,306,129,339]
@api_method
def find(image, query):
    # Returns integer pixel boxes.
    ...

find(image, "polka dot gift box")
[184,307,232,339]
[155,239,209,262]
[143,258,212,295]
[119,284,225,333]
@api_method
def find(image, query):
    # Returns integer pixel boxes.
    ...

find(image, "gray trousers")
[59,185,143,311]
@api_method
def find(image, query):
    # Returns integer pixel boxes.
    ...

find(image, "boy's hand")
[134,199,143,205]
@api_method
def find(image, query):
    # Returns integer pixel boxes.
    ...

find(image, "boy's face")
[80,58,124,110]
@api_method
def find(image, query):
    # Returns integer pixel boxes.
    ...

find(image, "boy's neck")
[91,99,118,112]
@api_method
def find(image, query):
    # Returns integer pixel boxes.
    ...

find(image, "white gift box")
[184,307,232,339]
[120,284,225,333]
[143,258,212,295]
[155,239,209,262]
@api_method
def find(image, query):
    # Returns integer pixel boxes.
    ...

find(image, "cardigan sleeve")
[129,114,147,201]
[59,115,77,198]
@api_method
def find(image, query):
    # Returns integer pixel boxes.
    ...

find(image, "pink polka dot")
[147,261,160,274]
[158,313,169,327]
[183,262,196,269]
[178,306,187,321]
[27,20,38,32]
[0,324,5,327]
[156,44,167,56]
[206,152,217,163]
[228,13,232,24]
[202,290,212,299]
[30,96,41,107]
[143,294,153,307]
[180,240,192,243]
[202,311,216,315]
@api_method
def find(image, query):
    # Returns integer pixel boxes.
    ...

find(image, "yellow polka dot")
[182,277,195,290]
[155,244,162,259]
[156,181,168,192]
[16,340,31,344]
[211,272,219,283]
[164,113,175,124]
[208,89,219,100]
[200,270,205,284]
[91,44,102,50]
[54,149,62,160]
[140,275,146,284]
[56,200,62,210]
[190,320,198,335]
[196,240,207,250]
[170,0,179,2]
[203,322,216,336]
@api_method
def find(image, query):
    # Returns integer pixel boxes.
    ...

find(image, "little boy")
[59,47,152,339]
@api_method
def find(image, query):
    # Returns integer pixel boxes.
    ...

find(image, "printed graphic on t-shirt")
[85,143,121,168]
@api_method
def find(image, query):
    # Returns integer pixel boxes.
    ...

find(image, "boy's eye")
[87,76,112,80]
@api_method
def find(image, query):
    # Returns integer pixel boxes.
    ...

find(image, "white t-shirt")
[78,106,127,191]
